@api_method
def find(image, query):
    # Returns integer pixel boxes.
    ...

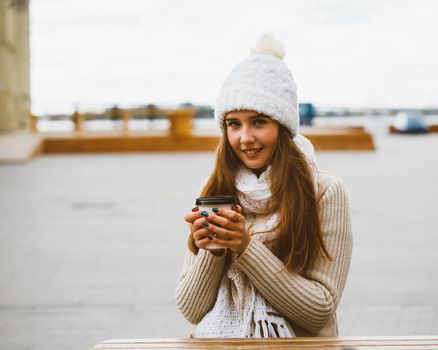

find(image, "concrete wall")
[0,0,30,132]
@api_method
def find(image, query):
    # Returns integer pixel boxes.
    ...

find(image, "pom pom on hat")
[214,34,299,136]
[250,33,286,60]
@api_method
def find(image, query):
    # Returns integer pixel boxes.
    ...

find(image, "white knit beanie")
[214,34,299,136]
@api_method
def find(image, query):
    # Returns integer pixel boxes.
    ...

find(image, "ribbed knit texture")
[175,170,353,336]
[175,248,226,324]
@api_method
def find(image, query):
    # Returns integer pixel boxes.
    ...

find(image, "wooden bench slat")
[91,336,438,350]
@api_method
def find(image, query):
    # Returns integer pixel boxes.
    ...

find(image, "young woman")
[175,34,353,338]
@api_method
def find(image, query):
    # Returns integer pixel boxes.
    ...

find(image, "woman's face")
[225,110,279,175]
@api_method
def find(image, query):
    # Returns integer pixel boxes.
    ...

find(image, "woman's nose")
[240,126,255,144]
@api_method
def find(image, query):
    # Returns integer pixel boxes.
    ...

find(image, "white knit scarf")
[226,134,318,338]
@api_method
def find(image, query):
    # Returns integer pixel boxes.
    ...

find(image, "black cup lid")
[196,195,236,205]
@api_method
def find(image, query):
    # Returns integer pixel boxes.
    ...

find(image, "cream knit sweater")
[175,170,353,337]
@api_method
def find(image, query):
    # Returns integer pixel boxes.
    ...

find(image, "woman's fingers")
[192,227,211,241]
[192,219,239,242]
[193,216,211,229]
[205,223,240,240]
[210,229,251,255]
[206,209,244,228]
[189,207,249,254]
[187,205,249,253]
[184,210,202,224]
[193,228,212,249]
[223,208,244,223]
[191,209,246,239]
[189,207,242,227]
[192,228,222,249]
[195,237,213,249]
[232,204,243,214]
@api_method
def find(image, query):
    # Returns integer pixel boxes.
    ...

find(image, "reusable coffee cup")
[195,195,237,250]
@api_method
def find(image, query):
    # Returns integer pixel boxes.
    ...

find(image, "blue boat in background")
[392,111,429,134]
[299,103,316,126]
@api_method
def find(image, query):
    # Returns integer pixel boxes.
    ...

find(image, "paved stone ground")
[0,133,437,350]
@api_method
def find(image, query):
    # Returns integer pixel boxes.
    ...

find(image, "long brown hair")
[188,123,332,274]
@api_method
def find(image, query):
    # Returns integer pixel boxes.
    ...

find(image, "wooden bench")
[38,124,374,154]
[41,132,220,153]
[30,109,375,154]
[302,126,375,151]
[91,336,438,349]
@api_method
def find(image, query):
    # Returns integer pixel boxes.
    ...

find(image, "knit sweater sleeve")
[234,178,353,333]
[175,247,226,324]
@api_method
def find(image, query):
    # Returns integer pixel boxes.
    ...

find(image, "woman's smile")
[241,147,263,157]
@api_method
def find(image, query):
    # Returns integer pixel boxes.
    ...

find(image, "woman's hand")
[184,207,213,251]
[197,205,251,255]
[184,205,251,255]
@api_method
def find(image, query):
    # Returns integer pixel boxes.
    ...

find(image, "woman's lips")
[241,147,263,158]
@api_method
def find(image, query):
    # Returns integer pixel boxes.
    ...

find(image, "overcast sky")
[30,0,438,115]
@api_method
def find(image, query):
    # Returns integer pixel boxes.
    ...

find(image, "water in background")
[37,115,438,136]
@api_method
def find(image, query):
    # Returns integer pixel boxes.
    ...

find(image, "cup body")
[198,203,232,249]
[195,196,236,250]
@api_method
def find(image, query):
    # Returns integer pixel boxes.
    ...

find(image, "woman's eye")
[226,121,240,128]
[253,118,267,126]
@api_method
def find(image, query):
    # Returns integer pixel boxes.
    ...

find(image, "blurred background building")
[0,0,30,132]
